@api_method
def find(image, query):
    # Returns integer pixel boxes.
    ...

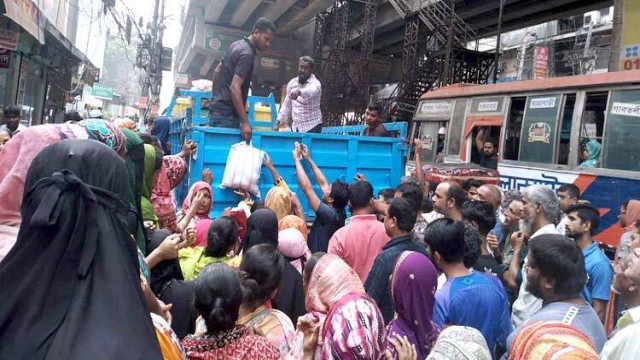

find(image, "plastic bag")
[190,79,212,92]
[220,142,265,197]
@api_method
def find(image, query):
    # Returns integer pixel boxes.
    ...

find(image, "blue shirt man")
[581,241,614,304]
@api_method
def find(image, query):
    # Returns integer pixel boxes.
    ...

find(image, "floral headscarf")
[151,155,187,233]
[277,228,310,274]
[387,251,440,360]
[265,186,291,221]
[426,326,492,360]
[509,321,599,360]
[305,254,365,314]
[78,119,127,157]
[278,215,308,241]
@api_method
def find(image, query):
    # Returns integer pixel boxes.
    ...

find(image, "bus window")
[601,90,640,172]
[411,121,447,164]
[557,94,575,165]
[520,94,562,164]
[447,100,467,157]
[578,92,607,168]
[503,97,526,160]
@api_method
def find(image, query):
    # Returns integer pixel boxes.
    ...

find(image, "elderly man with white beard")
[504,185,561,330]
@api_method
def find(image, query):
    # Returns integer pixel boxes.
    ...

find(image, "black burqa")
[148,229,196,339]
[0,140,162,359]
[151,117,171,155]
[244,209,305,323]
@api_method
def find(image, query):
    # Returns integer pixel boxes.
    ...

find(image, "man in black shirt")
[293,143,349,253]
[209,18,276,141]
[461,200,505,277]
[475,127,498,169]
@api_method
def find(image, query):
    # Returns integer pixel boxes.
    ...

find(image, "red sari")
[181,326,280,360]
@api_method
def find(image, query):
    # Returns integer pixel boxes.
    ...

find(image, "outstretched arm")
[475,127,486,152]
[301,144,329,194]
[413,139,427,194]
[294,146,322,212]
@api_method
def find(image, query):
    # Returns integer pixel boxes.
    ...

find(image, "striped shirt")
[277,74,322,132]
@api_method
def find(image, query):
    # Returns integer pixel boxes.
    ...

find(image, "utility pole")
[138,0,165,115]
[493,0,505,83]
[609,0,624,72]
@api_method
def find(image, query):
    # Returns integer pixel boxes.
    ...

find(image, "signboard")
[621,0,640,71]
[90,84,114,100]
[0,29,19,50]
[535,46,549,79]
[139,96,149,109]
[0,49,11,69]
[150,104,159,117]
[4,0,44,43]
[471,98,503,113]
[415,100,452,120]
[519,94,561,164]
[602,90,640,171]
[204,29,242,55]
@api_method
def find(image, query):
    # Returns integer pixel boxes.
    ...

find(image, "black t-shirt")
[480,152,498,169]
[307,202,346,253]
[210,38,256,118]
[473,254,506,278]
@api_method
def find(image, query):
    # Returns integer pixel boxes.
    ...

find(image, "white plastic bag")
[220,142,265,197]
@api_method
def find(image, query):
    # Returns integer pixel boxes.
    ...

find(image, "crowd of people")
[0,112,638,360]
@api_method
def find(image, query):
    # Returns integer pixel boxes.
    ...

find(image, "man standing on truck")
[276,56,323,133]
[475,126,498,169]
[209,18,276,141]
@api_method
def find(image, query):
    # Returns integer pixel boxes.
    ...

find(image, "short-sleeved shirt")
[328,214,390,282]
[582,241,614,304]
[434,271,511,351]
[210,38,256,118]
[474,254,506,278]
[364,123,388,137]
[506,302,607,354]
[307,202,346,253]
[480,152,498,169]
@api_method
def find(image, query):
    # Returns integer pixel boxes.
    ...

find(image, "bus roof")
[420,71,640,100]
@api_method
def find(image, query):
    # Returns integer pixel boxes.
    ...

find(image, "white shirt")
[510,223,559,330]
[601,305,640,359]
[556,214,568,235]
[0,123,27,135]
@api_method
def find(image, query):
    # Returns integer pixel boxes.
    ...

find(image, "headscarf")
[508,321,599,360]
[152,155,187,233]
[426,326,492,360]
[151,117,171,155]
[181,181,213,224]
[243,209,279,251]
[0,139,162,359]
[278,215,308,241]
[278,228,310,274]
[194,219,213,248]
[387,251,440,360]
[114,117,139,131]
[265,186,291,221]
[305,254,365,314]
[0,124,88,261]
[78,119,127,157]
[148,229,184,295]
[122,129,147,252]
[579,140,601,168]
[625,200,640,231]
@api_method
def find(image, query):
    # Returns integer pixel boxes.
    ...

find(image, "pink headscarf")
[277,228,310,274]
[305,254,365,314]
[181,181,213,223]
[194,219,213,248]
[626,200,640,231]
[0,124,88,262]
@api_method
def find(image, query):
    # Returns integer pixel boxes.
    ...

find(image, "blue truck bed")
[167,91,408,219]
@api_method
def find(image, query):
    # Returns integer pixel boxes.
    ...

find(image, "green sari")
[122,129,147,252]
[142,144,160,229]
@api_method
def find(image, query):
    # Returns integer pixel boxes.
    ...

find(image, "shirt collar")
[582,241,598,256]
[243,37,257,55]
[383,235,412,250]
[531,223,558,239]
[617,305,640,330]
[348,214,378,223]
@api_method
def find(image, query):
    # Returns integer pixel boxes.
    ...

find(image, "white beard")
[520,218,535,238]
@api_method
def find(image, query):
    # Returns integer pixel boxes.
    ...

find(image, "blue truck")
[166,90,409,218]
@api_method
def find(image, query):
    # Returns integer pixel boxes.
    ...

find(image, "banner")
[90,84,114,100]
[535,46,549,79]
[4,0,44,43]
[0,49,11,69]
[621,0,640,71]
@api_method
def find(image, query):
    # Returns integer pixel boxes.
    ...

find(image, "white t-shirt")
[510,223,559,330]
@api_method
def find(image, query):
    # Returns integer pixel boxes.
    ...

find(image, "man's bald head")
[478,184,502,211]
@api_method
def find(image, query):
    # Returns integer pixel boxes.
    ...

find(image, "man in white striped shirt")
[276,56,323,133]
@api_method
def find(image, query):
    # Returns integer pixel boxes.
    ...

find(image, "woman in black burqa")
[0,139,162,359]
